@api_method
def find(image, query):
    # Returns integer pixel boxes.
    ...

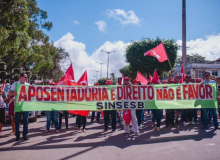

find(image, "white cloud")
[73,21,81,25]
[54,32,130,85]
[176,33,220,61]
[106,9,140,25]
[95,21,107,33]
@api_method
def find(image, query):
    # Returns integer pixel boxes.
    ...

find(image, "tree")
[175,53,210,67]
[119,65,136,81]
[98,78,107,85]
[125,37,178,76]
[0,0,31,58]
[0,0,69,83]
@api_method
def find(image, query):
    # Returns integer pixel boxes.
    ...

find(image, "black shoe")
[90,120,93,123]
[215,126,220,129]
[16,137,20,141]
[103,128,108,132]
[171,124,176,127]
[201,126,208,129]
[112,129,116,132]
[58,126,61,129]
[66,127,69,129]
[165,125,169,128]
[96,120,99,123]
[23,136,29,140]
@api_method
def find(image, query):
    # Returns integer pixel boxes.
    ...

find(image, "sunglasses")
[24,77,28,79]
[204,75,210,77]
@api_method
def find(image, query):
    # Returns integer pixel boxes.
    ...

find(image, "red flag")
[77,71,88,86]
[151,69,161,84]
[144,43,168,62]
[179,65,185,84]
[123,110,131,125]
[149,75,153,82]
[118,73,124,85]
[136,72,149,85]
[67,110,89,116]
[56,64,75,85]
[68,81,83,86]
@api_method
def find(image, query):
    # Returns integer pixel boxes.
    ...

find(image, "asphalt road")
[0,113,220,160]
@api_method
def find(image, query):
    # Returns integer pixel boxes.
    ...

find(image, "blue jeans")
[203,108,219,127]
[141,110,144,121]
[153,109,161,127]
[208,109,213,122]
[152,110,156,122]
[15,111,29,138]
[46,111,59,130]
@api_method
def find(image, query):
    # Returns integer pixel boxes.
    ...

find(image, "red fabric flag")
[56,64,75,85]
[144,43,168,62]
[179,65,185,84]
[69,71,88,116]
[123,110,131,125]
[151,69,161,84]
[149,75,153,82]
[68,81,82,86]
[136,72,149,85]
[77,70,88,86]
[67,110,89,116]
[118,73,124,85]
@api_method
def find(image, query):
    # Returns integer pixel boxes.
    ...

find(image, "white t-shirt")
[0,95,6,108]
[10,81,29,92]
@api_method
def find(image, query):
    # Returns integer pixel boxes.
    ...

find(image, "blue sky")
[38,0,220,55]
[37,0,220,83]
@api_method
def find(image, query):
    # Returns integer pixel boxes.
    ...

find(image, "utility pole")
[182,0,186,73]
[96,62,104,79]
[101,50,115,79]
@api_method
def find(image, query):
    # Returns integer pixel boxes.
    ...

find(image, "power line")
[190,23,220,40]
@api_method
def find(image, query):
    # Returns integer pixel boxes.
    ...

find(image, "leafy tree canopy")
[125,37,178,76]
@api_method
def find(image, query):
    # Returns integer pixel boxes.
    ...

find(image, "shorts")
[0,108,5,123]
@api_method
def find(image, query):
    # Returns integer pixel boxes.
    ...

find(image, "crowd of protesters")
[0,71,220,141]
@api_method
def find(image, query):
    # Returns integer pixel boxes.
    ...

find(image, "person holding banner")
[45,111,59,133]
[59,111,68,129]
[174,75,182,124]
[201,72,220,129]
[122,77,139,135]
[8,73,30,141]
[133,79,143,129]
[182,75,196,126]
[103,80,117,132]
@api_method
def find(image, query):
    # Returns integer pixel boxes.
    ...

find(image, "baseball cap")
[105,80,112,85]
[162,80,167,84]
[169,78,175,83]
[175,75,182,79]
[124,77,130,81]
[185,75,191,79]
[196,78,202,82]
[133,79,140,84]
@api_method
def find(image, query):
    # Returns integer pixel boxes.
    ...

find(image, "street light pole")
[182,0,186,73]
[101,50,115,79]
[95,70,99,82]
[96,62,104,79]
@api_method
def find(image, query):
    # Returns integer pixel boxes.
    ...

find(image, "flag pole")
[167,59,172,71]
